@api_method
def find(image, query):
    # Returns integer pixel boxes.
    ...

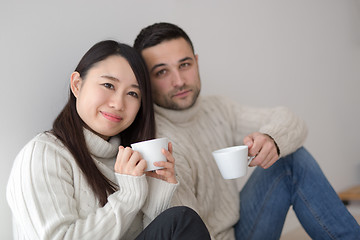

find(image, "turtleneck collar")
[154,96,202,125]
[83,128,120,159]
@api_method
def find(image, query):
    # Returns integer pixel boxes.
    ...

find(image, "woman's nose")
[109,94,125,111]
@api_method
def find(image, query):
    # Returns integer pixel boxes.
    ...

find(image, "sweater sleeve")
[168,155,216,239]
[6,138,148,240]
[168,153,199,210]
[224,97,308,157]
[141,176,178,228]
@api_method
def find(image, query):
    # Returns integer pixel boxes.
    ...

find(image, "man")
[134,22,360,239]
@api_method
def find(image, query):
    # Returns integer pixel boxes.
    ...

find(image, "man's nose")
[171,71,185,87]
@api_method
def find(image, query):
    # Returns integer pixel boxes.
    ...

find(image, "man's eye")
[180,63,190,69]
[156,69,167,77]
[128,91,139,98]
[103,83,114,89]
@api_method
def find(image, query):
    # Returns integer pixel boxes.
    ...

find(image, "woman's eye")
[103,83,114,89]
[128,91,139,98]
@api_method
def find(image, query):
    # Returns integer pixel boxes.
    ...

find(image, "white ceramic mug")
[212,145,254,179]
[131,138,169,172]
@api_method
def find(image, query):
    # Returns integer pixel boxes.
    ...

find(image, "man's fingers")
[243,135,254,149]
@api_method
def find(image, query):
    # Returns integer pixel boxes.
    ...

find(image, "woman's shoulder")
[27,131,66,150]
[17,132,72,165]
[7,132,77,192]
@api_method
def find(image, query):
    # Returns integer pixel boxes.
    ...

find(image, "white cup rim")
[131,137,168,146]
[212,145,248,154]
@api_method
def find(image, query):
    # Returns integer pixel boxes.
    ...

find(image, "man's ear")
[195,54,199,62]
[70,72,82,98]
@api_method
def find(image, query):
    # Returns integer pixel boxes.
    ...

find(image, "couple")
[7,22,360,239]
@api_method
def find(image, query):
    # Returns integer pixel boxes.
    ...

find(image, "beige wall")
[1,0,359,238]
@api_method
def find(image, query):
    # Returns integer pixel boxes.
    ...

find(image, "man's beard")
[155,86,200,110]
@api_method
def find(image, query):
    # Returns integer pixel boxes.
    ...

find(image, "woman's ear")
[70,72,82,98]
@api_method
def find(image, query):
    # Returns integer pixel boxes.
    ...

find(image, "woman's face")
[71,55,141,140]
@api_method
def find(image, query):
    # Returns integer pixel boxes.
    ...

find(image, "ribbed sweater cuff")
[259,128,284,157]
[111,174,148,208]
[141,177,178,220]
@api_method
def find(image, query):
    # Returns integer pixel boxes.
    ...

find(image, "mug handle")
[247,156,256,166]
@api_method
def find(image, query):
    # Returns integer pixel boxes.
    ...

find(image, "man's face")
[141,38,201,110]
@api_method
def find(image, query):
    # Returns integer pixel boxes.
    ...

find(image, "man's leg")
[235,147,360,240]
[136,206,211,240]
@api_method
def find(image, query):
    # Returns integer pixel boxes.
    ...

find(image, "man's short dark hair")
[134,22,194,53]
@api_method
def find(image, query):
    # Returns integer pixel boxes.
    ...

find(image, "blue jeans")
[234,147,360,240]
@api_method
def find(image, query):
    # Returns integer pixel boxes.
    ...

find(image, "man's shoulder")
[201,95,227,101]
[201,95,237,109]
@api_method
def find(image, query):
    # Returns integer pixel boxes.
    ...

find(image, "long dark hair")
[51,40,155,206]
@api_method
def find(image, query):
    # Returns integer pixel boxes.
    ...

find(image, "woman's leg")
[136,206,211,240]
[235,147,360,240]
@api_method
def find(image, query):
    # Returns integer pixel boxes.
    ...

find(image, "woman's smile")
[101,111,123,122]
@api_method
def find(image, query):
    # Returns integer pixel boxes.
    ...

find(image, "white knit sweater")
[154,95,307,240]
[7,128,178,240]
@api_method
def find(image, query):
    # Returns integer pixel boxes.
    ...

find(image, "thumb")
[243,134,254,148]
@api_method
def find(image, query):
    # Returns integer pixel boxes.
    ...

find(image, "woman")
[7,40,210,240]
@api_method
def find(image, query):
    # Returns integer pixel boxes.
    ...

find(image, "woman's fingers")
[155,169,177,184]
[162,147,175,163]
[133,159,147,176]
[168,142,173,154]
[115,146,146,176]
[150,144,177,184]
[116,141,177,182]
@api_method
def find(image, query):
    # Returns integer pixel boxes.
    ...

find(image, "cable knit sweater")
[154,95,308,240]
[7,128,178,240]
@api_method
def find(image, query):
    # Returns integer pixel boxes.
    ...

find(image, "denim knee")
[164,206,199,219]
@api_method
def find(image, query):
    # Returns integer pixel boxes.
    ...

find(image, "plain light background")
[1,0,359,238]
